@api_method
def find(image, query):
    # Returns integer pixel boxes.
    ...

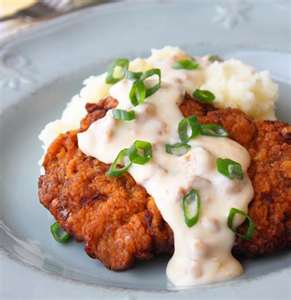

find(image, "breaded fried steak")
[38,95,291,270]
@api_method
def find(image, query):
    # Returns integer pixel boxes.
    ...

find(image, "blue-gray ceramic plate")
[0,0,291,299]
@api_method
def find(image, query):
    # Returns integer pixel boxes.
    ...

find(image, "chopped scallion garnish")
[227,208,255,240]
[128,140,152,165]
[192,89,215,104]
[208,55,223,63]
[106,58,129,84]
[178,116,200,143]
[50,222,71,244]
[106,148,132,176]
[216,158,244,180]
[182,189,201,228]
[112,109,136,121]
[128,68,161,106]
[129,80,146,106]
[127,71,143,80]
[140,68,161,97]
[172,59,199,70]
[165,143,191,156]
[200,124,228,137]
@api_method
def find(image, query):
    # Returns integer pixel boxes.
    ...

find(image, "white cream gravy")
[77,53,254,286]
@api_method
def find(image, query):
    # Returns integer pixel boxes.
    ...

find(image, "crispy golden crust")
[39,132,174,270]
[38,95,291,270]
[234,121,291,256]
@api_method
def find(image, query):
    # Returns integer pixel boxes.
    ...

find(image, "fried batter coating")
[39,95,291,270]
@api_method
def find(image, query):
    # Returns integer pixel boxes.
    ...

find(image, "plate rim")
[0,0,290,298]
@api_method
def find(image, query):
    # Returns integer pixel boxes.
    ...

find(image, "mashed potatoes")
[39,46,278,151]
[201,59,278,120]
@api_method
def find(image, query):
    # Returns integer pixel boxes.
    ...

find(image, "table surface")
[0,0,130,41]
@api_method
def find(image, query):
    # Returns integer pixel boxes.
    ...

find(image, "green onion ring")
[200,124,228,137]
[216,158,244,180]
[127,71,143,80]
[106,148,132,176]
[192,89,215,104]
[50,222,71,244]
[106,58,129,84]
[227,208,255,240]
[182,189,201,228]
[112,109,136,121]
[208,55,223,63]
[128,140,152,165]
[178,116,200,143]
[172,59,199,70]
[140,68,161,97]
[129,80,146,106]
[165,143,191,156]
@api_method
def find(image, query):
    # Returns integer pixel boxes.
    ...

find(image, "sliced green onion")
[106,148,132,176]
[129,80,146,106]
[106,58,129,84]
[140,68,161,97]
[182,189,201,228]
[127,71,143,80]
[50,222,71,244]
[208,55,223,63]
[128,140,152,165]
[200,124,228,137]
[112,109,136,121]
[172,59,199,70]
[192,89,215,104]
[227,208,255,240]
[178,116,200,143]
[216,158,244,180]
[165,143,191,156]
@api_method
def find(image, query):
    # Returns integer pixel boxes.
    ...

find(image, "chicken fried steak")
[38,95,291,270]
